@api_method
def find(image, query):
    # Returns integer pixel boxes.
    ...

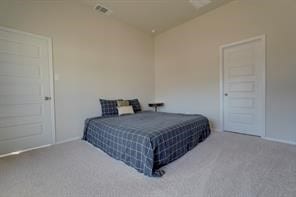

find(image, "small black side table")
[148,102,164,112]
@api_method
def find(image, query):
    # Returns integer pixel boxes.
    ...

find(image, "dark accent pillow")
[100,99,118,116]
[128,99,141,113]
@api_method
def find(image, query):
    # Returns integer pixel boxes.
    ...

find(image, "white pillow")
[117,106,134,116]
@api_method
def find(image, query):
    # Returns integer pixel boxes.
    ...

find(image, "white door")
[222,36,265,136]
[0,27,54,155]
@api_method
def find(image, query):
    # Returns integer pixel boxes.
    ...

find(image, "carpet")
[0,132,295,197]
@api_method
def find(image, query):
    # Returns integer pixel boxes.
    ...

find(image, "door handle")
[224,93,228,96]
[44,96,52,101]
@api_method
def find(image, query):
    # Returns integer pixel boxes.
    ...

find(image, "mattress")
[83,111,210,177]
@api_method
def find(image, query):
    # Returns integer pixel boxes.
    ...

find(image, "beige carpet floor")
[0,132,296,197]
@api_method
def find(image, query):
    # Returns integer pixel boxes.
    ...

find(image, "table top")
[148,102,164,107]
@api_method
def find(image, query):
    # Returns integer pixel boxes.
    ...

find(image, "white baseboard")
[0,144,52,158]
[261,137,296,145]
[213,129,295,145]
[211,128,223,132]
[0,136,82,158]
[55,136,81,145]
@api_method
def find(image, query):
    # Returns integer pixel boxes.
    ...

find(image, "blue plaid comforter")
[83,111,211,177]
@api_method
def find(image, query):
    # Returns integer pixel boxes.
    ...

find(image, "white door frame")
[219,35,266,137]
[0,26,56,145]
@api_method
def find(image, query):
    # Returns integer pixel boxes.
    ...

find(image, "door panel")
[223,37,265,136]
[0,27,54,155]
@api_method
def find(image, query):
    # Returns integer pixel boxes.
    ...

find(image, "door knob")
[44,96,52,100]
[224,93,228,96]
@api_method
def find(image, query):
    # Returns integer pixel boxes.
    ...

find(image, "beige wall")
[1,0,295,144]
[0,0,155,142]
[155,0,296,143]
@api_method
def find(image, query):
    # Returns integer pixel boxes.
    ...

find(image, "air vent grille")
[95,4,112,15]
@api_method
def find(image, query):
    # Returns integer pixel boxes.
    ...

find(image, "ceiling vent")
[95,4,112,15]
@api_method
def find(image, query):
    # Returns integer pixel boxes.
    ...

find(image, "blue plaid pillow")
[100,99,118,116]
[128,99,141,112]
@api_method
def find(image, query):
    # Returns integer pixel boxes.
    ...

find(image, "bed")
[83,111,211,177]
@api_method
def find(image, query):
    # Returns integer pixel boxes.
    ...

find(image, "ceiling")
[82,0,234,34]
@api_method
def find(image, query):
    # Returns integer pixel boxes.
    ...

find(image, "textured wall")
[155,0,296,143]
[0,0,155,142]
